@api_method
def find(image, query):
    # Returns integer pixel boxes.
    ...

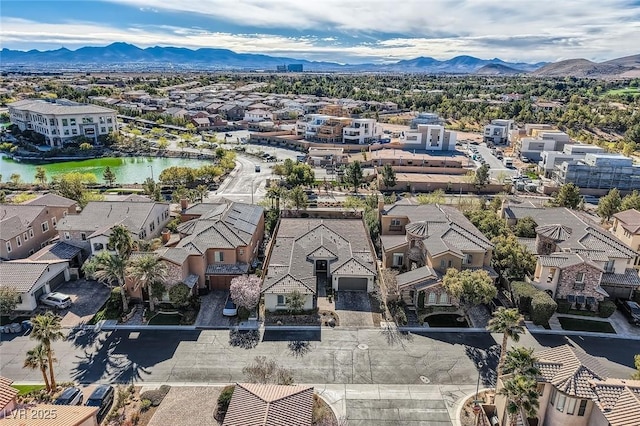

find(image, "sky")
[1,0,640,64]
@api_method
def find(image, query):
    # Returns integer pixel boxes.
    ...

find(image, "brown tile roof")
[0,377,17,411]
[0,404,98,426]
[613,209,640,233]
[590,378,640,426]
[222,383,313,426]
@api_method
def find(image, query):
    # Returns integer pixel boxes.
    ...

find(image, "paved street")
[471,144,518,180]
[1,329,637,386]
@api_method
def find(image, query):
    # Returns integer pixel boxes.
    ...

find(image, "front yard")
[558,316,616,334]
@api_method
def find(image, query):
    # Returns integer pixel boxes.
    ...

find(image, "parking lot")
[55,280,111,328]
[468,144,518,179]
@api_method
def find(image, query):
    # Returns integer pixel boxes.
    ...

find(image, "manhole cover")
[357,344,369,350]
[419,375,431,384]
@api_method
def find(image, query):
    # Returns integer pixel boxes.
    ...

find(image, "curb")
[454,387,493,426]
[528,328,640,340]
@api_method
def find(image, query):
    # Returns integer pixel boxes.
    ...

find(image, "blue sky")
[1,0,639,63]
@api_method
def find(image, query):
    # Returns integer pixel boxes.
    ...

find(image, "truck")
[503,157,514,168]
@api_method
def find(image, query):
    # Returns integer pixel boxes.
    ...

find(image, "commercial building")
[519,130,571,162]
[553,153,640,191]
[483,119,514,145]
[8,98,118,146]
[538,144,605,177]
[401,124,457,151]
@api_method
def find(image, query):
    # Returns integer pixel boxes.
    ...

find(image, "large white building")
[483,119,514,145]
[342,118,383,145]
[295,114,383,144]
[8,99,118,147]
[401,124,457,151]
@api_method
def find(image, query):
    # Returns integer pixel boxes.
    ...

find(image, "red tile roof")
[0,376,18,411]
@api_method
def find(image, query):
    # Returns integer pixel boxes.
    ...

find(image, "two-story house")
[502,204,640,306]
[493,344,640,426]
[612,209,640,256]
[380,201,496,307]
[55,199,170,256]
[0,194,77,260]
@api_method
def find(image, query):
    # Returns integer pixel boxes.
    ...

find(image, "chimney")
[180,198,188,210]
[161,229,171,244]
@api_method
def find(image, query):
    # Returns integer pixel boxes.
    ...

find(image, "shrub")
[531,292,557,325]
[510,281,537,314]
[106,288,123,313]
[140,399,152,412]
[139,385,170,407]
[598,300,617,318]
[556,299,571,314]
[217,385,235,418]
[417,292,425,309]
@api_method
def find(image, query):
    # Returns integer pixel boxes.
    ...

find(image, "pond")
[425,313,469,328]
[0,154,213,184]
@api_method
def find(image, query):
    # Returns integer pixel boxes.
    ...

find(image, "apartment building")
[538,144,605,177]
[8,98,118,146]
[483,119,514,145]
[296,114,383,144]
[409,112,443,129]
[519,130,571,162]
[342,118,383,145]
[553,153,640,191]
[401,124,457,151]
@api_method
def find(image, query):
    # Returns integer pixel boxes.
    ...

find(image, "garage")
[48,270,67,291]
[337,277,368,291]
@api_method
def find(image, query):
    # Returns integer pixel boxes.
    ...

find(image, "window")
[550,388,557,406]
[390,218,401,227]
[23,232,28,241]
[463,253,473,265]
[107,117,113,124]
[239,248,244,256]
[604,260,614,273]
[577,400,587,416]
[72,129,78,135]
[41,222,49,233]
[64,232,70,240]
[6,241,11,253]
[150,221,155,232]
[556,393,566,412]
[82,117,94,124]
[101,127,106,133]
[428,293,436,304]
[29,228,34,238]
[575,272,585,283]
[536,383,545,396]
[214,251,224,262]
[439,293,449,304]
[62,118,68,126]
[70,118,76,125]
[392,253,404,267]
[566,397,577,415]
[440,259,446,269]
[16,236,21,247]
[81,233,87,241]
[277,295,286,305]
[28,249,34,256]
[64,129,70,135]
[51,217,56,226]
[547,267,556,283]
[93,243,104,251]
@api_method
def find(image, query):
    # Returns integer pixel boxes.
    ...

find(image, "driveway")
[195,291,236,328]
[335,291,374,327]
[56,279,111,328]
[148,386,221,426]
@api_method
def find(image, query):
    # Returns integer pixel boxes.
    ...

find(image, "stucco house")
[612,208,640,255]
[262,218,377,312]
[493,344,640,426]
[0,376,18,416]
[0,260,70,311]
[502,204,640,305]
[380,201,496,307]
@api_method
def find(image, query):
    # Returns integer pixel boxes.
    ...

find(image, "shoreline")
[5,149,217,164]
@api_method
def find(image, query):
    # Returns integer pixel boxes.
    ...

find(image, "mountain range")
[0,42,638,77]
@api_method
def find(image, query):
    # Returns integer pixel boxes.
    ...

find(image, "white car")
[40,292,72,309]
[223,294,238,317]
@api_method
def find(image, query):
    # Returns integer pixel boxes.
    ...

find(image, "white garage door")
[338,277,368,291]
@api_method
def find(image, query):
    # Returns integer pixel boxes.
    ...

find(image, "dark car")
[616,299,640,325]
[85,385,114,422]
[55,387,83,405]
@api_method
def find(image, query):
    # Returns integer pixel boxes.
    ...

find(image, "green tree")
[474,164,490,191]
[381,164,396,189]
[286,186,308,210]
[487,307,525,378]
[551,183,581,209]
[9,173,20,185]
[168,283,191,307]
[266,185,284,210]
[442,269,496,313]
[34,167,47,186]
[465,208,508,240]
[492,235,536,281]
[157,136,169,150]
[126,254,168,312]
[23,344,51,392]
[30,312,64,391]
[286,289,307,313]
[343,195,365,211]
[0,286,20,316]
[142,177,162,201]
[102,166,117,187]
[345,161,364,193]
[597,188,622,221]
[633,354,640,380]
[51,172,101,208]
[79,142,93,151]
[108,224,134,260]
[497,375,540,426]
[82,251,128,312]
[502,347,540,378]
[513,216,537,238]
[621,190,640,211]
[185,122,196,134]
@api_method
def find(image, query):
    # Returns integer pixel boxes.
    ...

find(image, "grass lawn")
[148,312,182,325]
[607,87,640,96]
[12,385,45,395]
[425,313,469,328]
[558,316,616,334]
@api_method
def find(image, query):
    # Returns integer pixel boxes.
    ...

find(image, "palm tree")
[108,224,133,260]
[30,312,64,391]
[503,347,540,379]
[24,344,51,392]
[83,251,128,312]
[487,307,525,378]
[498,375,540,426]
[127,254,167,312]
[133,238,163,252]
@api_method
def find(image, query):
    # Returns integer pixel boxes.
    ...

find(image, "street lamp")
[148,165,154,181]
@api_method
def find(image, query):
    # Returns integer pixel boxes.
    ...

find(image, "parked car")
[616,299,640,325]
[55,387,83,406]
[85,385,114,423]
[40,292,72,309]
[223,294,238,317]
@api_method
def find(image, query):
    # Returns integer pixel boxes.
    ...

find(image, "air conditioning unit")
[490,416,500,426]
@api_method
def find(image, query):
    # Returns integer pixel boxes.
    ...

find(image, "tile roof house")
[612,209,640,257]
[0,376,18,415]
[380,201,495,308]
[222,383,313,426]
[0,260,70,311]
[0,404,99,425]
[1,194,77,260]
[494,345,640,426]
[502,204,640,306]
[55,200,170,256]
[263,218,377,311]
